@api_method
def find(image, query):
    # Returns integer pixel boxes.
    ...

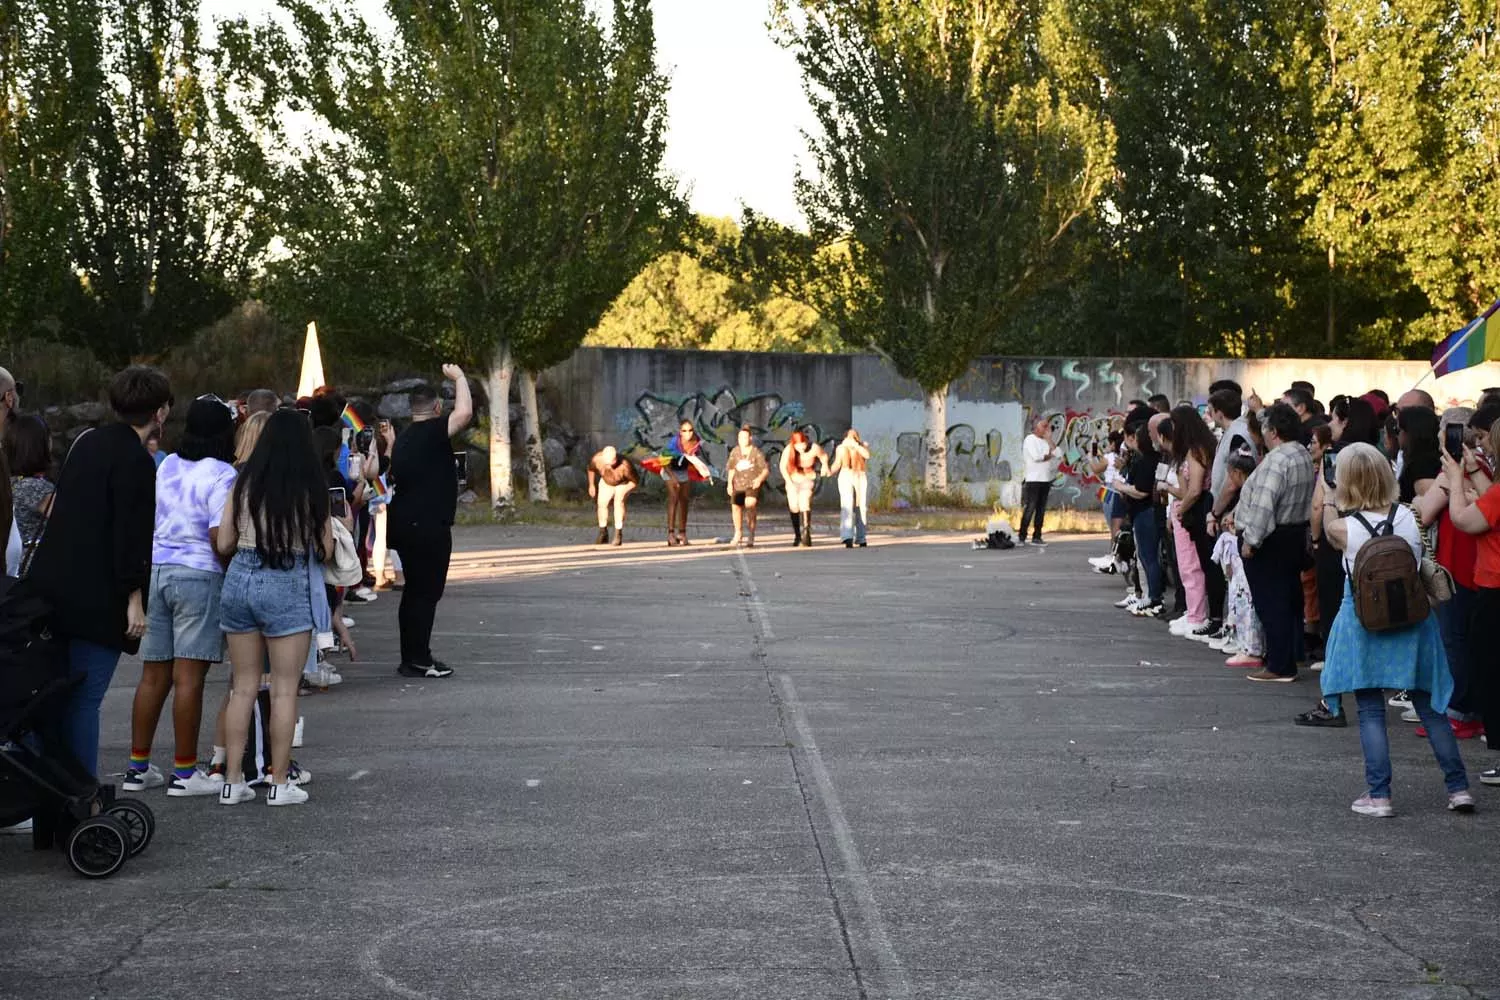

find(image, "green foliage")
[774,0,1117,390]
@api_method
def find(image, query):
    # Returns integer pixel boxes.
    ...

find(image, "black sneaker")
[1294,702,1346,728]
[398,660,454,679]
[1480,768,1500,786]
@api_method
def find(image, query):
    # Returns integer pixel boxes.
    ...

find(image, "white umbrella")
[296,321,326,398]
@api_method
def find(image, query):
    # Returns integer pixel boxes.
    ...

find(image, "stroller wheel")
[66,815,130,879]
[106,800,155,856]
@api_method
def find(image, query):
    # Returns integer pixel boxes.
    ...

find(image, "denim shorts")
[140,563,227,663]
[219,550,315,639]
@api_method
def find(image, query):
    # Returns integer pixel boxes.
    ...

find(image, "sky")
[203,0,814,226]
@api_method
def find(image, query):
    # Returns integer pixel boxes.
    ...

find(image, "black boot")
[613,527,624,546]
[790,512,802,545]
[801,511,813,547]
[596,526,610,545]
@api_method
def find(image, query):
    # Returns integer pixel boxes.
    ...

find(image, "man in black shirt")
[389,365,472,678]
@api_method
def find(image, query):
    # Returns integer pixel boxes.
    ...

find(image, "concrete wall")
[541,348,1500,508]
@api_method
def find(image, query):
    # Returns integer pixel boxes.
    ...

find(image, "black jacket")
[28,422,155,653]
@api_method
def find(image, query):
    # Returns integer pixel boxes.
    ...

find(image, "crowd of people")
[587,424,873,548]
[1088,381,1500,816]
[0,361,471,820]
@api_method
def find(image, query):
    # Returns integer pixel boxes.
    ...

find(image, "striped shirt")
[1235,442,1315,549]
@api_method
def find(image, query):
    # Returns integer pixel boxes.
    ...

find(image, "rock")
[549,466,584,492]
[377,393,412,420]
[383,377,425,394]
[542,437,568,469]
[66,401,109,424]
[44,406,63,418]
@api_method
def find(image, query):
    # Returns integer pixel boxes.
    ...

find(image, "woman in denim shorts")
[215,410,332,807]
[124,397,239,796]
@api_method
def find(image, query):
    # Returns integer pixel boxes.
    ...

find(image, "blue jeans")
[1354,689,1468,798]
[60,639,122,778]
[1436,584,1476,719]
[1132,513,1163,603]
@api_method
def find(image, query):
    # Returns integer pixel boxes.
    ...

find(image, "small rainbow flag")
[370,475,390,500]
[340,404,367,433]
[1432,300,1500,377]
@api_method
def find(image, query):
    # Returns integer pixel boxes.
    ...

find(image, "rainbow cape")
[640,452,713,482]
[340,404,367,433]
[1432,301,1500,377]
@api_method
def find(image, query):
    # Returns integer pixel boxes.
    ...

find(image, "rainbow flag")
[1432,301,1500,377]
[370,475,390,500]
[340,404,367,433]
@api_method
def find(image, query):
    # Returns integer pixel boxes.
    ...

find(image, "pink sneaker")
[1351,794,1394,818]
[1225,653,1264,668]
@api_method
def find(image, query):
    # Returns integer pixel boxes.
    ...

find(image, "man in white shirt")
[1019,418,1060,546]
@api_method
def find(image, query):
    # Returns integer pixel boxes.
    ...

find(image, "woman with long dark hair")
[1397,406,1442,504]
[1165,404,1226,639]
[1112,421,1165,616]
[662,422,708,546]
[5,413,55,574]
[123,397,239,796]
[214,410,331,807]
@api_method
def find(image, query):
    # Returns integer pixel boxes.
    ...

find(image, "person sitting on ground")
[724,426,769,548]
[830,428,872,548]
[124,396,239,797]
[1442,421,1500,788]
[588,445,638,546]
[5,413,55,576]
[1318,443,1472,817]
[216,410,333,807]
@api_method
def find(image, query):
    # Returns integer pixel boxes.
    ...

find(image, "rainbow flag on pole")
[1432,300,1500,377]
[340,404,367,433]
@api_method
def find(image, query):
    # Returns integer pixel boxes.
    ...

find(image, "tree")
[260,0,679,509]
[775,0,1114,488]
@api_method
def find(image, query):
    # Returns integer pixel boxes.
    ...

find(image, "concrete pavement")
[3,522,1497,999]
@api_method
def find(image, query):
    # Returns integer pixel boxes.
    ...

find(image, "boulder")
[66,401,109,424]
[549,465,585,492]
[377,393,412,420]
[542,436,568,470]
[383,377,425,394]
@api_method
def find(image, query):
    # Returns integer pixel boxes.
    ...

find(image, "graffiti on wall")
[889,425,1012,485]
[616,387,836,491]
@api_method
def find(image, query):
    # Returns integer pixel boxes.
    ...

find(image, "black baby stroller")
[0,577,153,877]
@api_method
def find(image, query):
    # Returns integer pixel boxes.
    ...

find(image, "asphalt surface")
[4,519,1498,999]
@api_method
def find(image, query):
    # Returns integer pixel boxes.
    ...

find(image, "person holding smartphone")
[388,366,472,679]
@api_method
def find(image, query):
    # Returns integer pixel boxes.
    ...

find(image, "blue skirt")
[1320,581,1452,716]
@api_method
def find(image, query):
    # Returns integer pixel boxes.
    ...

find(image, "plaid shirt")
[1235,442,1315,549]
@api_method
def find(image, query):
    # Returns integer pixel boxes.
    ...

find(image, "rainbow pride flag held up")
[369,475,391,500]
[1432,300,1500,377]
[340,404,367,433]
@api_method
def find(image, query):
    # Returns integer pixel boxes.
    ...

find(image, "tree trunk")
[923,385,948,491]
[487,341,515,512]
[519,368,549,503]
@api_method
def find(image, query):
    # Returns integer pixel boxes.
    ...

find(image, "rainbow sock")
[173,757,197,781]
[128,749,150,773]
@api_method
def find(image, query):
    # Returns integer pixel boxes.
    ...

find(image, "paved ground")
[4,518,1498,999]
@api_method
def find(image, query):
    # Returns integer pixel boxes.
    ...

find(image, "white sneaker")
[122,764,164,791]
[1388,691,1412,709]
[341,616,356,629]
[219,782,255,806]
[352,586,377,602]
[167,769,224,797]
[315,666,343,688]
[266,781,309,806]
[1310,660,1325,672]
[1088,555,1113,569]
[1400,708,1420,723]
[1168,617,1198,635]
[293,716,305,749]
[287,761,313,785]
[0,818,33,835]
[1114,595,1141,609]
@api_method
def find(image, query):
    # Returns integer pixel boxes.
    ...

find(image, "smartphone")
[1322,451,1336,488]
[453,451,469,487]
[1445,423,1466,461]
[329,487,348,519]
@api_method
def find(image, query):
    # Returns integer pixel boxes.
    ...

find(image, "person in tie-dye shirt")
[123,397,239,797]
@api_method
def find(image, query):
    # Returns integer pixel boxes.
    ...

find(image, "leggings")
[665,477,691,535]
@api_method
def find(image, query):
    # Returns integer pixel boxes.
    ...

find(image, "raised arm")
[443,364,473,439]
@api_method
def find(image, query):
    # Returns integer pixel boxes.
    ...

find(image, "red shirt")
[1475,485,1500,589]
[1438,458,1492,589]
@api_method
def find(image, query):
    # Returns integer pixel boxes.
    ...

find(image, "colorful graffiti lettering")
[890,424,1012,485]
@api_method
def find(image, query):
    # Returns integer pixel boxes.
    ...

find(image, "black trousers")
[1018,482,1051,541]
[1471,586,1500,754]
[1243,524,1308,677]
[392,522,453,666]
[1182,502,1226,621]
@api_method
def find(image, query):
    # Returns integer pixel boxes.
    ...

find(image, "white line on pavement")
[733,550,776,641]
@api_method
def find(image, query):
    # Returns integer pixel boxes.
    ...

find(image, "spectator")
[1019,418,1060,546]
[234,411,269,466]
[1148,394,1171,414]
[1166,404,1226,640]
[146,428,166,468]
[245,388,280,416]
[1398,388,1436,412]
[388,367,472,679]
[123,396,238,797]
[1329,394,1381,447]
[29,366,170,776]
[588,445,639,546]
[1215,454,1266,668]
[5,414,55,575]
[1209,379,1242,397]
[0,366,21,437]
[1470,405,1500,455]
[215,410,331,806]
[1207,389,1258,531]
[1443,420,1500,788]
[1113,420,1165,616]
[1397,406,1442,504]
[1319,443,1471,816]
[369,418,404,590]
[1236,402,1316,682]
[1279,388,1316,444]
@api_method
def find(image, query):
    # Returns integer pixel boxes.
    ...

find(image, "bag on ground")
[1348,505,1429,632]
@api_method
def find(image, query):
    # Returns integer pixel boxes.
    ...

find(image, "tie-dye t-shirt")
[153,455,237,574]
